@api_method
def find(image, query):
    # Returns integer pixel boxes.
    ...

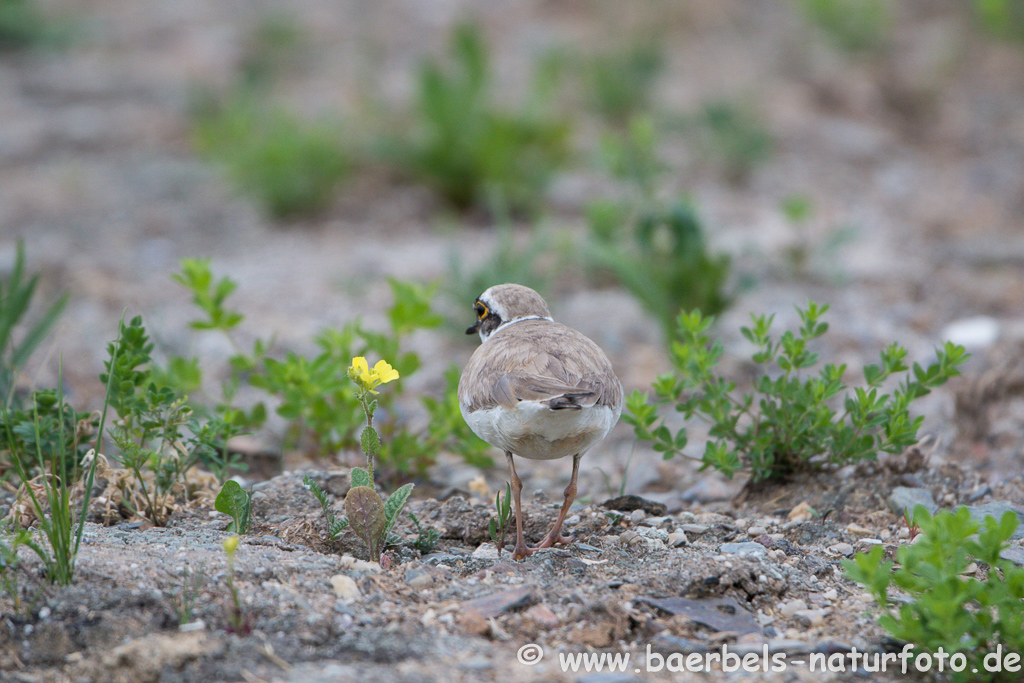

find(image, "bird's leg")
[533,453,582,550]
[505,451,533,561]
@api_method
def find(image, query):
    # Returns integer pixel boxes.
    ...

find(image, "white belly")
[462,400,619,460]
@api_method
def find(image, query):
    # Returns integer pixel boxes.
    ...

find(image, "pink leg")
[504,452,533,561]
[533,453,582,550]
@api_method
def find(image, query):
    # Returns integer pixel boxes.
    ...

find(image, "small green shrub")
[0,240,68,407]
[794,0,890,54]
[102,316,242,525]
[303,475,349,540]
[171,259,487,475]
[393,23,570,216]
[845,506,1024,682]
[587,200,731,342]
[193,100,349,220]
[2,389,96,481]
[625,303,968,482]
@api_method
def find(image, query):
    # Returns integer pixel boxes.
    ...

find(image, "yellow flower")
[371,359,400,385]
[349,356,372,386]
[223,535,239,557]
[348,357,399,393]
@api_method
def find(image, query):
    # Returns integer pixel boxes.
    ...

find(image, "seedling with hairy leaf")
[215,480,252,534]
[625,303,968,483]
[845,505,1024,682]
[317,357,414,564]
[488,482,512,555]
[410,513,440,555]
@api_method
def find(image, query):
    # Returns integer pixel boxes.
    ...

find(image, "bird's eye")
[475,302,488,319]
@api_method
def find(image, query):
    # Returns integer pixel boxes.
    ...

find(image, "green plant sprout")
[0,528,47,616]
[410,513,440,555]
[166,562,207,626]
[338,357,413,563]
[1,351,117,585]
[215,480,252,534]
[221,535,250,635]
[488,482,513,556]
[303,475,349,540]
[845,506,1024,682]
[625,303,968,482]
[0,239,69,407]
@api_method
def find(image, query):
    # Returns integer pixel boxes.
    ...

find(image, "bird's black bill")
[466,321,480,335]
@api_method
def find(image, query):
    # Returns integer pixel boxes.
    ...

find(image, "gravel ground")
[3,1,1024,681]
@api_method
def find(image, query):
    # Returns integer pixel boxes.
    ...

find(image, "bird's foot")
[532,532,574,550]
[511,540,534,561]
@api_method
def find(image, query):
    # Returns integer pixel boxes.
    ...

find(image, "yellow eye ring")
[475,302,488,319]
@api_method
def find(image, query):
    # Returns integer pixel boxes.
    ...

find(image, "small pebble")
[719,542,768,559]
[845,523,873,536]
[471,544,500,560]
[827,542,854,557]
[788,502,815,523]
[629,509,646,524]
[780,599,807,617]
[667,531,689,547]
[793,608,828,627]
[330,574,360,602]
[747,526,767,537]
[564,514,581,526]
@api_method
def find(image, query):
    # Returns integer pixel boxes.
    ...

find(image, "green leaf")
[383,483,415,537]
[215,480,252,534]
[345,486,387,562]
[360,425,380,458]
[351,467,372,489]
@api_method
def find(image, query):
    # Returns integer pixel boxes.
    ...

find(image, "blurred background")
[3,0,1024,500]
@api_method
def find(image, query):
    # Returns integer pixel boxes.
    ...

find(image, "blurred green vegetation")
[193,99,350,220]
[586,38,664,123]
[793,0,890,55]
[387,23,571,217]
[972,0,1024,42]
[0,0,71,52]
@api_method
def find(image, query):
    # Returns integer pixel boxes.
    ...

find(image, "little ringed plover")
[459,283,622,560]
